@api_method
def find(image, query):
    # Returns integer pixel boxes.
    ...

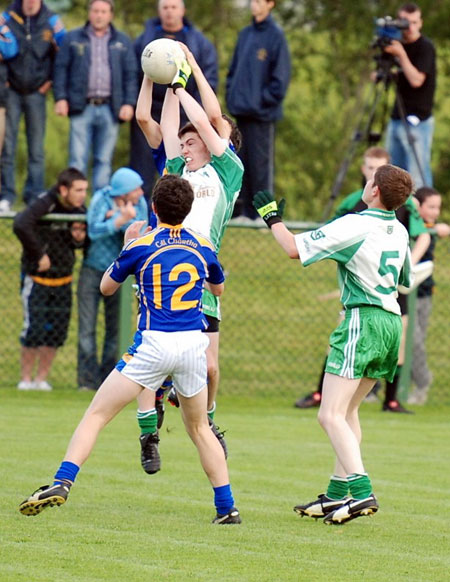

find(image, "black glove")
[252,190,286,228]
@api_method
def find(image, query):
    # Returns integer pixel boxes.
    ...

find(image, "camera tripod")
[321,55,426,222]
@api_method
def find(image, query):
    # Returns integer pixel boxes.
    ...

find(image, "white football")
[141,38,185,85]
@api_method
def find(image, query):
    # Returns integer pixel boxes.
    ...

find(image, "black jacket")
[13,187,86,278]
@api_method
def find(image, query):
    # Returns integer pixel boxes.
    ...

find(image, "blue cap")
[109,167,143,197]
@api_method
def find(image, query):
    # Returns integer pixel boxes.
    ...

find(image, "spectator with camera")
[384,2,436,189]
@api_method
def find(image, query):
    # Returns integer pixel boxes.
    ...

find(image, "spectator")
[408,187,450,405]
[13,167,88,391]
[226,0,290,221]
[77,167,147,392]
[384,2,436,188]
[53,0,137,192]
[130,0,218,200]
[0,18,18,182]
[0,62,6,189]
[0,23,18,198]
[0,0,65,212]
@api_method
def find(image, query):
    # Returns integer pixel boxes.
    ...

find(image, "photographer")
[384,3,436,188]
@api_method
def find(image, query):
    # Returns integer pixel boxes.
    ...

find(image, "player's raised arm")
[253,190,299,258]
[135,77,163,149]
[178,42,230,141]
[175,87,226,157]
[160,87,181,160]
[169,58,226,157]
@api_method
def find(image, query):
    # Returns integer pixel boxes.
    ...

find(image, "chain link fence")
[1,215,449,405]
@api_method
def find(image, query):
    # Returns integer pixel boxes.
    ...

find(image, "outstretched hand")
[171,57,192,92]
[253,190,286,228]
[124,220,148,243]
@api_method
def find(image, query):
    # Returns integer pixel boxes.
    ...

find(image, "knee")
[207,361,219,382]
[185,420,209,443]
[317,408,335,432]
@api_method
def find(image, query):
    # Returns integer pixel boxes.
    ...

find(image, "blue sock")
[53,461,80,486]
[156,379,173,398]
[214,484,234,515]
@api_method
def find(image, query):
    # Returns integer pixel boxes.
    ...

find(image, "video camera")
[371,16,409,82]
[373,16,409,49]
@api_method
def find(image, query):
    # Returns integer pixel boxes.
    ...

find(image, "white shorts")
[118,330,209,398]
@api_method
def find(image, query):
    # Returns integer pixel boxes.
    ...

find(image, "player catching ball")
[253,164,413,525]
[18,175,241,525]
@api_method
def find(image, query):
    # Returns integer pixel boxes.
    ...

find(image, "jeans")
[69,104,119,192]
[386,116,434,189]
[77,265,120,389]
[0,89,46,205]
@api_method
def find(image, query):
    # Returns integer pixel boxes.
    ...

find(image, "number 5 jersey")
[294,208,413,316]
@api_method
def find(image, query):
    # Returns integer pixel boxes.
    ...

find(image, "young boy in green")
[253,164,413,524]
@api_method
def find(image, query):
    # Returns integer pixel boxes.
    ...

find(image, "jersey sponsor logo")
[310,229,325,241]
[195,187,216,198]
[156,237,199,249]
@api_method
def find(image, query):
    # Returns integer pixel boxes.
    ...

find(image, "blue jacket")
[133,17,218,119]
[84,187,148,272]
[0,1,65,94]
[53,23,138,120]
[226,15,290,122]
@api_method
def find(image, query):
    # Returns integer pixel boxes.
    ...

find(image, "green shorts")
[325,306,402,382]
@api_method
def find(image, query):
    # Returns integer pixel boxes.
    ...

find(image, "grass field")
[1,390,449,582]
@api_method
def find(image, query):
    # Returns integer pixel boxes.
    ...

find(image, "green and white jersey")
[166,146,243,252]
[295,209,413,315]
[166,146,243,319]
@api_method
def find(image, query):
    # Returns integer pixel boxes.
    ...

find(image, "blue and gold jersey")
[108,224,224,332]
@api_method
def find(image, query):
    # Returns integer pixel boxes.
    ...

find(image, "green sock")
[347,473,372,499]
[207,402,216,421]
[137,408,158,435]
[326,475,349,500]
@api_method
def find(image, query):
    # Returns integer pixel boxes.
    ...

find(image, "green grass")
[1,391,449,582]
